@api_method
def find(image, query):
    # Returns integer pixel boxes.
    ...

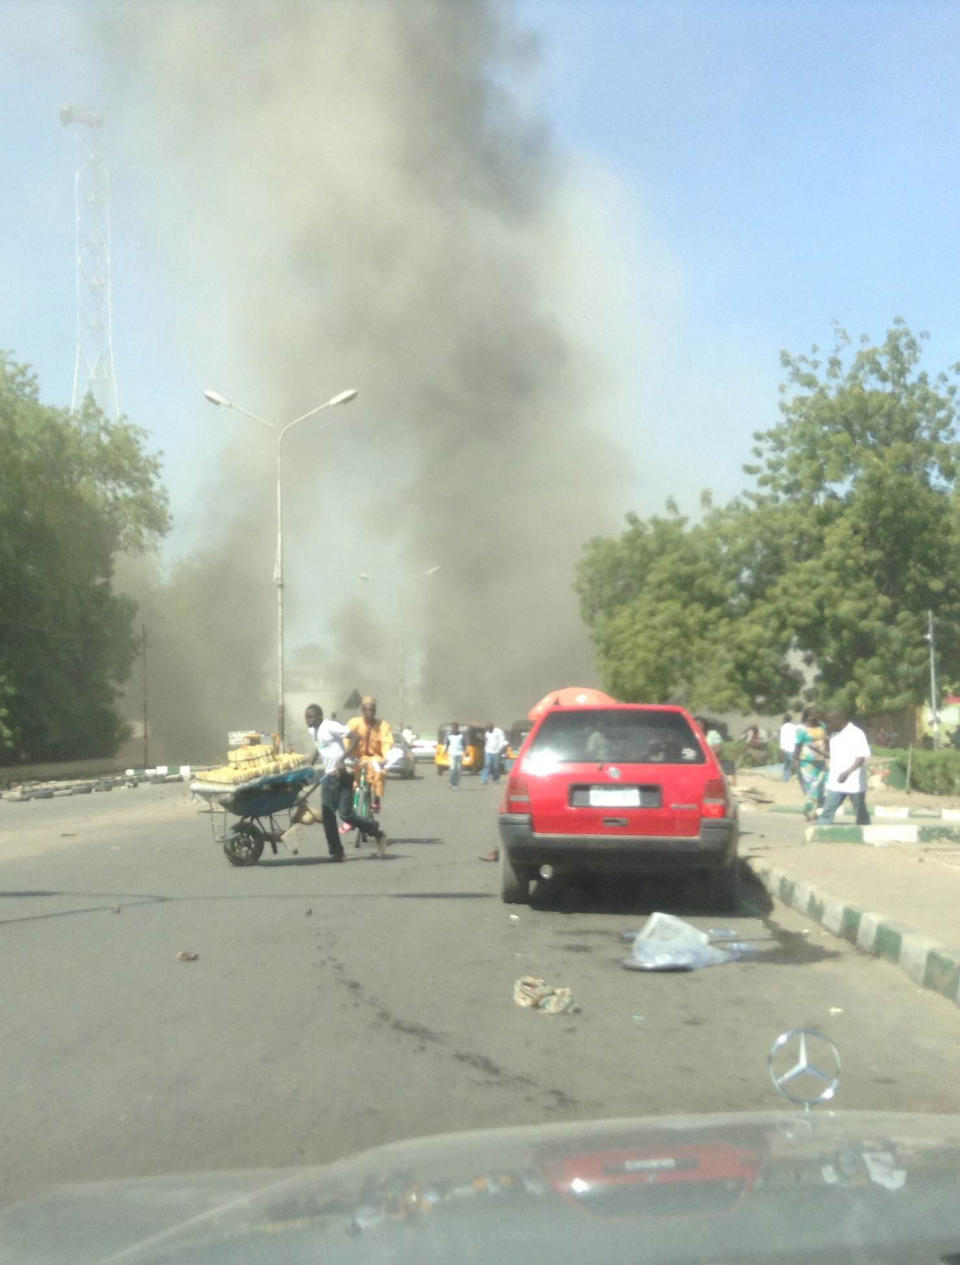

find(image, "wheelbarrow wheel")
[223,822,265,866]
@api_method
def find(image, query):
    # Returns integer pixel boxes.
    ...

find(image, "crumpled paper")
[513,976,577,1014]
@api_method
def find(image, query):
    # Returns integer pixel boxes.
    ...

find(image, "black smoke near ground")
[106,0,634,757]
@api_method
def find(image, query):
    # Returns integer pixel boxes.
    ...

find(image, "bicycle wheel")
[356,781,373,819]
[352,777,373,846]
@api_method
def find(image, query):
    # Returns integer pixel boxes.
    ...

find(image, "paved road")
[3,772,960,1207]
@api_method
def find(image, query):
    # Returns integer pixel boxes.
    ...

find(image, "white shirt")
[826,722,871,793]
[446,732,465,760]
[309,719,351,776]
[484,726,506,755]
[779,721,797,753]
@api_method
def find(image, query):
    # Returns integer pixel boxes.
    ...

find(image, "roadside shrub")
[725,740,779,769]
[872,747,960,795]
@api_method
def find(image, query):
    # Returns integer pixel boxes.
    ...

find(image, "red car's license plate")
[589,787,641,808]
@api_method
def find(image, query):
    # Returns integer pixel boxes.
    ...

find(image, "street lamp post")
[204,386,357,746]
[358,566,440,725]
[925,608,940,749]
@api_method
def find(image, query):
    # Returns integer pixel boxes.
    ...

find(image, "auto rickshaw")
[503,720,532,771]
[434,723,484,775]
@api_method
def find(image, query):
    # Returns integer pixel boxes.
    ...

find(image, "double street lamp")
[358,566,441,726]
[204,385,358,746]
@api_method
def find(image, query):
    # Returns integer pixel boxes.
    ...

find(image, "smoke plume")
[103,0,635,757]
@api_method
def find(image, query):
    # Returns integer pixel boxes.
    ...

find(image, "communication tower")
[59,103,119,419]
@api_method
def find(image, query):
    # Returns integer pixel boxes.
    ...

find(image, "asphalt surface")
[3,770,960,1207]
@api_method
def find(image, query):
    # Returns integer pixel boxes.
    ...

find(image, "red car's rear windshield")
[528,709,706,765]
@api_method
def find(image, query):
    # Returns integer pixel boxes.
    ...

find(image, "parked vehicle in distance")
[503,719,532,771]
[384,734,416,779]
[497,704,738,907]
[408,734,438,762]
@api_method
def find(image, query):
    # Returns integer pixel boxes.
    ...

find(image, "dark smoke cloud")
[103,0,634,755]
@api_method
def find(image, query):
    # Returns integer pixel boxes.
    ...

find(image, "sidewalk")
[736,770,960,1008]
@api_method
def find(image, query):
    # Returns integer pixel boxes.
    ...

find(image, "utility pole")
[141,624,149,770]
[926,609,940,749]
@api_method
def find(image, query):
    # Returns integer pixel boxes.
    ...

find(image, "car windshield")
[528,709,706,764]
[7,3,960,1259]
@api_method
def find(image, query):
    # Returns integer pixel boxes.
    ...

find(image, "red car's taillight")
[702,776,728,818]
[505,776,531,813]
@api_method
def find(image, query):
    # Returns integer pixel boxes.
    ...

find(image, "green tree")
[578,321,960,713]
[0,354,170,762]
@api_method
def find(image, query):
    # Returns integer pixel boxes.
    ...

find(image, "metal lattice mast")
[59,104,119,420]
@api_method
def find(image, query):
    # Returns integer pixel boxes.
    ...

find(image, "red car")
[497,704,738,906]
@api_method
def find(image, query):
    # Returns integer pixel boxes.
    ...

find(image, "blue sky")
[3,0,960,543]
[518,0,960,505]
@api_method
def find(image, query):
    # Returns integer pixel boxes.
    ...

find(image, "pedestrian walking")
[779,713,798,781]
[481,721,506,785]
[304,704,387,859]
[794,706,828,820]
[818,709,871,825]
[445,721,464,789]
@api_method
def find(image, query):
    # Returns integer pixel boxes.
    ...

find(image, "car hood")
[4,1111,960,1264]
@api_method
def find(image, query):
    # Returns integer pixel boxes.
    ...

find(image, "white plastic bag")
[621,912,741,972]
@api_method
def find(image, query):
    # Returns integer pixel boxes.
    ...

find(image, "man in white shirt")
[304,703,387,859]
[481,722,506,785]
[818,710,871,825]
[444,722,465,789]
[779,714,798,781]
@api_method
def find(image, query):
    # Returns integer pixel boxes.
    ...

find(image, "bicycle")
[350,762,385,857]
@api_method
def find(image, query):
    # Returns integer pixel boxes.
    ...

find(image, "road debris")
[622,912,761,972]
[513,976,577,1014]
[733,786,774,805]
[177,951,199,962]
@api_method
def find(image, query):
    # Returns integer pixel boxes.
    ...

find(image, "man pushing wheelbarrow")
[301,703,388,861]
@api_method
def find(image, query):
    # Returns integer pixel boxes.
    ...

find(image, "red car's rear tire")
[499,848,531,904]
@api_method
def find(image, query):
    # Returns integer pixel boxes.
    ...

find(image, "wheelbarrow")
[191,765,317,866]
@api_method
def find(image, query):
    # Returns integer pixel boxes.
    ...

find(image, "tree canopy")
[577,321,960,714]
[0,354,170,762]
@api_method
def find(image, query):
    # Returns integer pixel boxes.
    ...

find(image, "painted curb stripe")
[924,950,960,999]
[805,824,960,845]
[746,858,958,1007]
[766,805,955,820]
[874,922,904,963]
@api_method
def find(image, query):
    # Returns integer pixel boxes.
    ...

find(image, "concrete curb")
[746,857,960,1008]
[768,804,960,821]
[804,824,960,845]
[0,767,201,802]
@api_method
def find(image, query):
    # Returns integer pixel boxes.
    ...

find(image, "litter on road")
[177,951,199,962]
[621,912,762,972]
[513,976,577,1014]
